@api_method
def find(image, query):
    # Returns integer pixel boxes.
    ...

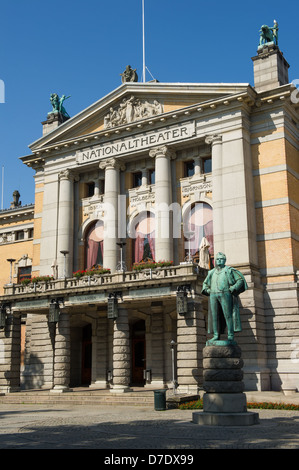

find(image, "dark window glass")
[185,161,194,177]
[133,172,142,188]
[18,266,32,283]
[203,157,212,173]
[149,169,155,184]
[87,182,95,197]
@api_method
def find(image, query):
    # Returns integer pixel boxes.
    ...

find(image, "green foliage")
[73,267,111,278]
[132,260,173,271]
[178,399,299,411]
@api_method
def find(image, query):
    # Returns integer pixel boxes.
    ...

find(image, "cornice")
[21,86,258,167]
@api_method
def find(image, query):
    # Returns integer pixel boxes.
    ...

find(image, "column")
[0,313,21,393]
[57,170,77,277]
[90,316,109,389]
[205,135,223,255]
[176,298,206,394]
[51,311,71,392]
[149,306,166,388]
[111,308,130,393]
[193,156,202,176]
[149,145,175,262]
[99,158,125,273]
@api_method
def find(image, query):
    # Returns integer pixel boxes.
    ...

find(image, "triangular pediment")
[29,82,251,151]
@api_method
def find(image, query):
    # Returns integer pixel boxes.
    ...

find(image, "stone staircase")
[0,388,156,406]
[0,388,199,407]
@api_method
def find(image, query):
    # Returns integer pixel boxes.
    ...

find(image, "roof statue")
[120,65,138,83]
[10,190,21,209]
[48,93,71,118]
[258,20,278,50]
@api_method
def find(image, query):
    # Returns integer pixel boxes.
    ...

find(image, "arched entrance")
[131,320,146,386]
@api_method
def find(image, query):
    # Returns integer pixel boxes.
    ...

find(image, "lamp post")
[170,339,177,395]
[116,241,126,272]
[7,258,16,285]
[184,231,194,263]
[60,250,69,279]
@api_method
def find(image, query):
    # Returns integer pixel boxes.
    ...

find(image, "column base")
[0,386,20,394]
[110,385,131,393]
[89,381,109,389]
[192,411,259,426]
[50,386,72,393]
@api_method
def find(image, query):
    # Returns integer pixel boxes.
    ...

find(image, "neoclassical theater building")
[0,33,298,395]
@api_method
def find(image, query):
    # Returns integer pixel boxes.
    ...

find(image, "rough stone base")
[203,392,247,413]
[195,344,260,426]
[192,411,259,426]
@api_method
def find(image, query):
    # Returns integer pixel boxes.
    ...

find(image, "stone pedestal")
[252,45,289,92]
[193,344,259,426]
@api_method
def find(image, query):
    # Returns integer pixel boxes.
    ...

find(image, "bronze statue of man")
[202,252,248,344]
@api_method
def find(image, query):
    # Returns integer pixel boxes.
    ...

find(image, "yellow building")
[0,35,298,396]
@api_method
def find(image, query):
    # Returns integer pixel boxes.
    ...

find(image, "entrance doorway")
[131,320,146,385]
[81,324,92,385]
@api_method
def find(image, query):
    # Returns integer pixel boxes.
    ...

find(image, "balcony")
[2,264,207,312]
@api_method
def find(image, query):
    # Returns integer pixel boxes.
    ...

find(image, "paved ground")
[0,392,299,451]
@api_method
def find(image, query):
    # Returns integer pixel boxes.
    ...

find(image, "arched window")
[184,202,214,266]
[85,220,104,269]
[133,212,155,263]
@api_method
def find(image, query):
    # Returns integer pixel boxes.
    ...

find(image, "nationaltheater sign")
[76,121,196,164]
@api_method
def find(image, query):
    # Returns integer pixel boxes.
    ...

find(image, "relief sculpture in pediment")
[104,95,163,129]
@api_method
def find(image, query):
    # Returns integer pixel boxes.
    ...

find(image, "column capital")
[205,134,222,146]
[99,158,126,171]
[58,169,79,182]
[149,145,176,160]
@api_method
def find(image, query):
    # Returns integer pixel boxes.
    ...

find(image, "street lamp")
[184,231,194,263]
[60,250,69,279]
[170,340,177,395]
[7,258,16,285]
[116,241,127,272]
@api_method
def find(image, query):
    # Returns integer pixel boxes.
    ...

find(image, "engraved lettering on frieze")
[77,122,196,164]
[104,96,163,129]
[181,179,212,196]
[129,187,155,208]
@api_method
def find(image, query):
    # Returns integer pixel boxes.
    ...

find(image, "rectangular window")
[87,182,95,197]
[16,231,24,241]
[184,161,195,177]
[203,157,212,173]
[133,172,142,188]
[18,266,32,283]
[149,169,155,185]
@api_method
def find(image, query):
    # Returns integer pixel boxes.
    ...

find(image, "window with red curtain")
[133,212,155,263]
[184,202,214,263]
[85,220,104,269]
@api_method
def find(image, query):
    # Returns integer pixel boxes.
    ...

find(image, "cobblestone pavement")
[0,403,299,450]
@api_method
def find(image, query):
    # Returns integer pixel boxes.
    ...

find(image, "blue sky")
[0,0,298,208]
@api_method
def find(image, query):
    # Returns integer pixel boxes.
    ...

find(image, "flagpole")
[142,0,146,83]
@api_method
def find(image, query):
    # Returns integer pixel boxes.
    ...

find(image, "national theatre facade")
[0,33,298,395]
